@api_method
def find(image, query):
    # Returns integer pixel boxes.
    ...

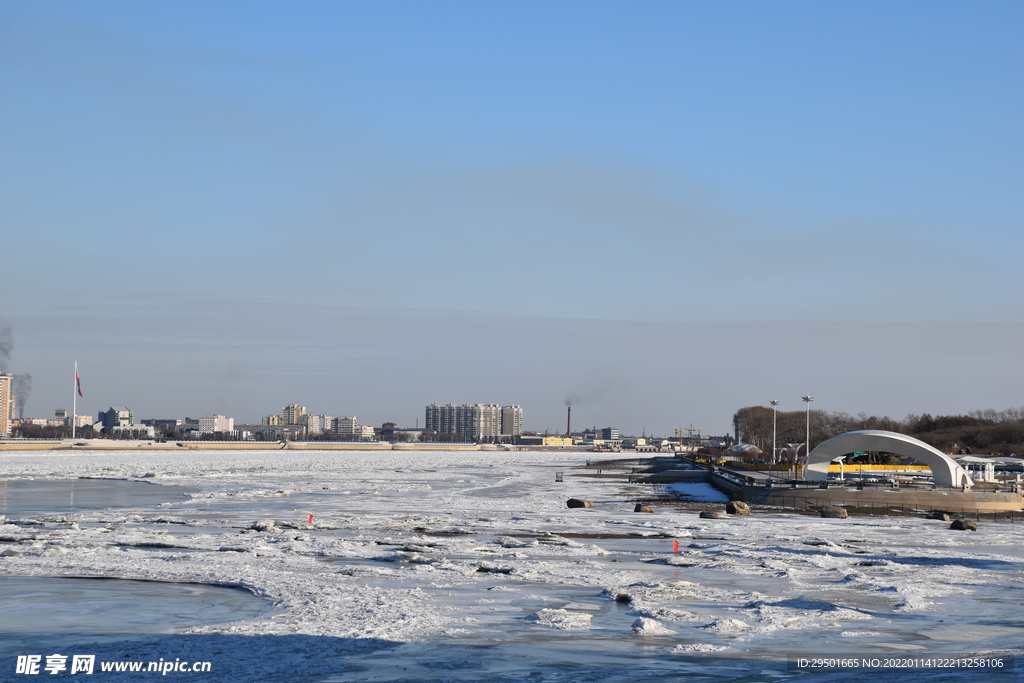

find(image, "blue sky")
[1,1,1021,433]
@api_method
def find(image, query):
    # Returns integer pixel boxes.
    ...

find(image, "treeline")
[733,405,1024,458]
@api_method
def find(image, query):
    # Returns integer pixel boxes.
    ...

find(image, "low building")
[142,418,183,431]
[518,436,573,447]
[380,423,423,442]
[111,424,156,438]
[302,414,334,435]
[333,416,360,438]
[198,414,234,434]
[98,407,134,430]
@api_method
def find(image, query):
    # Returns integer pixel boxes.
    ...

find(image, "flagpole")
[72,361,77,440]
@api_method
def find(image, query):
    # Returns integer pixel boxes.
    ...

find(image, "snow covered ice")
[0,449,1022,681]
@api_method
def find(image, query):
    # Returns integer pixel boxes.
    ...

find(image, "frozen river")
[0,449,1020,681]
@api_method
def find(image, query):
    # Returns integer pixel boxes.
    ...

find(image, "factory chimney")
[566,405,572,437]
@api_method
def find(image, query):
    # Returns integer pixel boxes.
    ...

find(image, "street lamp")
[802,395,814,480]
[769,400,780,467]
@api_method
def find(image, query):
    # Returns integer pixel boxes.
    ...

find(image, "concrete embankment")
[752,486,1024,513]
[628,456,1024,514]
[0,439,489,452]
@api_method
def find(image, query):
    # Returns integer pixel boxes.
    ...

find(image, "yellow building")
[518,436,574,447]
[0,374,11,436]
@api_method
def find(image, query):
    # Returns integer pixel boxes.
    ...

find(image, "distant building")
[262,414,282,426]
[380,423,422,442]
[425,403,458,435]
[333,416,360,438]
[425,403,523,441]
[0,374,11,436]
[198,414,234,434]
[111,424,155,438]
[98,407,134,430]
[142,418,182,430]
[55,409,88,428]
[501,405,523,438]
[462,403,501,440]
[302,414,334,436]
[601,427,619,441]
[282,404,306,425]
[518,436,573,447]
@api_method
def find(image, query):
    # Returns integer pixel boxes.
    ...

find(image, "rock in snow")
[819,505,849,519]
[726,501,750,515]
[950,519,978,531]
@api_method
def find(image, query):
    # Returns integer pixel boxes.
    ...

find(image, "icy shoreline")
[2,449,1022,681]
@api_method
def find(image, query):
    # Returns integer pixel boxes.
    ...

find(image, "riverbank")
[0,439,493,451]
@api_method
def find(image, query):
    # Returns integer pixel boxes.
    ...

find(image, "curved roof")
[806,430,972,487]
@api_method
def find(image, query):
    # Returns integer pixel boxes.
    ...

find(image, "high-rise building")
[463,403,502,440]
[0,374,11,436]
[425,403,458,435]
[282,404,306,425]
[425,402,523,441]
[501,405,523,437]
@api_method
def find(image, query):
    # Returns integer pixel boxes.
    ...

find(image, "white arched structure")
[805,430,972,487]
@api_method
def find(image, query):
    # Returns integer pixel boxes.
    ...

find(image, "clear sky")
[1,1,1021,435]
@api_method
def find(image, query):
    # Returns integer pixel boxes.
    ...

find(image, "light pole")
[801,395,814,480]
[769,400,780,467]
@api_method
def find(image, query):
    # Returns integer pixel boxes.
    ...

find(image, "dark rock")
[926,511,951,521]
[699,510,724,519]
[634,504,654,513]
[567,498,594,509]
[819,505,848,519]
[726,501,750,515]
[950,519,978,531]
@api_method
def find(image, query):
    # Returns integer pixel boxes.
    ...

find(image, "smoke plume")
[0,327,33,417]
[0,328,11,373]
[13,373,32,419]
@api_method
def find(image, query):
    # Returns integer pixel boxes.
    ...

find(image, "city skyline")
[1,2,1021,435]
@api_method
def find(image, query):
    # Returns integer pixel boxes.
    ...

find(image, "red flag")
[76,370,83,397]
